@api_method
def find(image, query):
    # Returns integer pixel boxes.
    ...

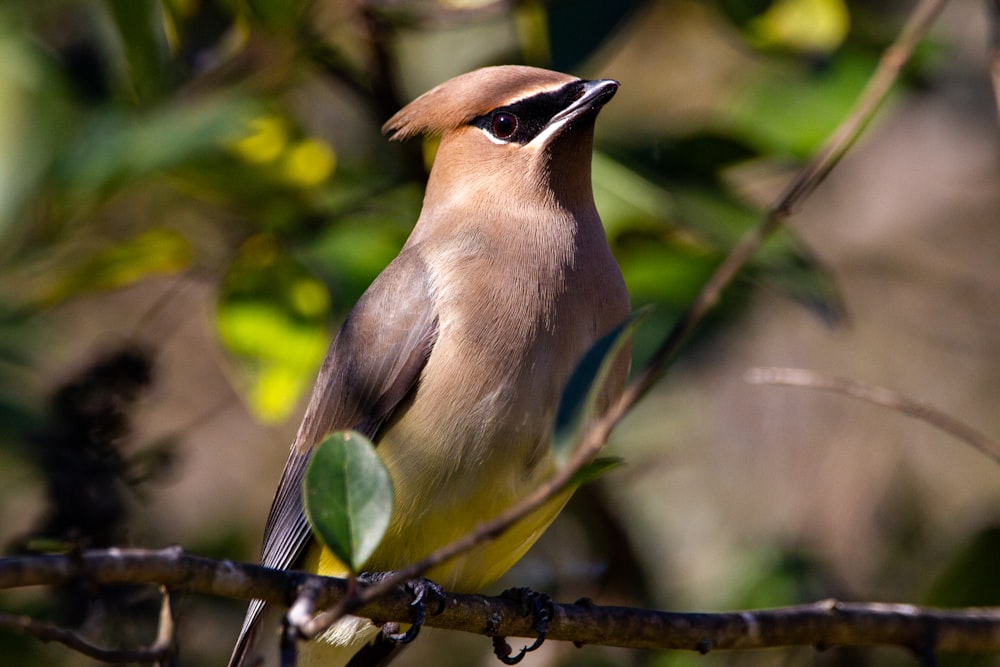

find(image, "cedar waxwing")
[229,65,630,667]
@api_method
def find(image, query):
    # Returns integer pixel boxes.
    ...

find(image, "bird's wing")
[230,248,438,666]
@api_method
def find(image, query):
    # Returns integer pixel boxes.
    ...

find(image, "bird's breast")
[364,218,629,588]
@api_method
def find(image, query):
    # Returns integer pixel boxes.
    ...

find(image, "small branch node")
[286,578,323,640]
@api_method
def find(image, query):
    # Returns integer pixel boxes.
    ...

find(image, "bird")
[229,65,631,667]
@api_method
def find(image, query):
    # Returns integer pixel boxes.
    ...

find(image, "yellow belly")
[306,483,575,592]
[299,481,574,665]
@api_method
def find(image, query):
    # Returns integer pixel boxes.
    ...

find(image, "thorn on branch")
[152,586,177,666]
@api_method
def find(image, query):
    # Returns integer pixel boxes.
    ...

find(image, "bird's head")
[383,66,618,220]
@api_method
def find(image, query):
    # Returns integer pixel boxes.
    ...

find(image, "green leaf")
[54,94,260,205]
[0,17,73,235]
[728,48,878,157]
[105,0,172,101]
[553,308,648,465]
[246,0,312,33]
[303,431,394,573]
[592,151,676,241]
[569,456,625,487]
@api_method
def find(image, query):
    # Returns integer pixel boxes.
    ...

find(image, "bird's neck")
[545,126,598,213]
[407,124,602,259]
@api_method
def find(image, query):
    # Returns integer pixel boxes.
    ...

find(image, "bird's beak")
[548,79,619,130]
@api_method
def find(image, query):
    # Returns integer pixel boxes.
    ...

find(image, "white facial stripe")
[476,127,511,145]
[528,117,571,149]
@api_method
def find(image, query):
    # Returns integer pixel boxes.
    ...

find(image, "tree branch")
[2,549,1000,655]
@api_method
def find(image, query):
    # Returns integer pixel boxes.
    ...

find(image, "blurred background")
[1,0,999,665]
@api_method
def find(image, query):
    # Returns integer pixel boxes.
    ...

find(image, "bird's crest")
[382,65,577,141]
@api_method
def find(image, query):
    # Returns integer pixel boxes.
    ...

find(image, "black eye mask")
[470,80,587,145]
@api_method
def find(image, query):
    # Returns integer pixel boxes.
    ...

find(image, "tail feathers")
[228,599,267,667]
[231,605,393,667]
[296,630,407,667]
[298,616,381,666]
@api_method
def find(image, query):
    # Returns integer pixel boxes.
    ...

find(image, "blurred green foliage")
[0,1,978,666]
[0,0,886,425]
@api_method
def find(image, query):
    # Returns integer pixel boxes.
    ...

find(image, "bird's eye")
[490,112,518,139]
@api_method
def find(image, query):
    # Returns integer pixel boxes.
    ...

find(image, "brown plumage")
[230,65,630,667]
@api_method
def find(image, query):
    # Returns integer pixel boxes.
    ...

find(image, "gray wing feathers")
[229,249,438,666]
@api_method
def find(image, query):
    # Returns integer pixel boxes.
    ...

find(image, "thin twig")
[745,367,1000,464]
[0,611,174,664]
[985,0,1000,121]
